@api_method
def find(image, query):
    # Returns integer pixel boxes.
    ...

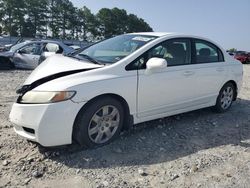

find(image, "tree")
[0,0,26,36]
[96,8,153,39]
[49,0,75,38]
[49,0,60,38]
[24,0,49,37]
[77,6,97,41]
[67,7,79,39]
[0,0,3,34]
[0,2,153,40]
[127,14,153,33]
[110,8,129,34]
[96,8,114,38]
[60,0,75,38]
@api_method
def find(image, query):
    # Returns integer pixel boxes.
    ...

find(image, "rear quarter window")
[194,39,224,64]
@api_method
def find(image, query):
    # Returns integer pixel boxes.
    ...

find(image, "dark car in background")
[247,52,250,62]
[0,40,75,69]
[234,51,249,64]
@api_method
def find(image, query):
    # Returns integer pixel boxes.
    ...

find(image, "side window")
[194,40,224,63]
[162,39,191,66]
[44,43,63,54]
[126,38,191,70]
[19,43,42,55]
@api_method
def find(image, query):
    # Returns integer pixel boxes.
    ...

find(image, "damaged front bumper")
[9,100,85,147]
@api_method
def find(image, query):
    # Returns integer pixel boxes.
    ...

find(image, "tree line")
[0,0,153,41]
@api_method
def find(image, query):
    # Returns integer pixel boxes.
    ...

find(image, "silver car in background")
[0,40,74,69]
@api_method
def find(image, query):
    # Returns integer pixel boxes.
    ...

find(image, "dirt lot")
[0,65,250,188]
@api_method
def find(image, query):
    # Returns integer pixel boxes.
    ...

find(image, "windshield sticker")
[132,36,154,42]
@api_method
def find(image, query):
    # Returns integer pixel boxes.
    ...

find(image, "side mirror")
[17,49,25,54]
[146,57,167,74]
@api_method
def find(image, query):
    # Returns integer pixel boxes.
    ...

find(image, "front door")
[13,43,42,69]
[137,38,196,118]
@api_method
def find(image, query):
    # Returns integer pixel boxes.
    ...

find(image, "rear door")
[189,39,228,103]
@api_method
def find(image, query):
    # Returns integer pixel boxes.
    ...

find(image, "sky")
[71,0,250,51]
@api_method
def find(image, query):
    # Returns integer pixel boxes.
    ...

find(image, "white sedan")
[9,33,243,147]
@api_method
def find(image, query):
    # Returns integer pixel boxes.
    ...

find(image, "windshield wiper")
[65,54,82,61]
[78,54,101,65]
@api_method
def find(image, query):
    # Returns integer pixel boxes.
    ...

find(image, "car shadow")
[38,98,250,169]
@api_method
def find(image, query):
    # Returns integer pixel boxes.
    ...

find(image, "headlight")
[19,91,76,104]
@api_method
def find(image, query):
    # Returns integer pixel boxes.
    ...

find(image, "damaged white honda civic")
[9,32,243,147]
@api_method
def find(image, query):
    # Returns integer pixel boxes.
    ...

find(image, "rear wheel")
[213,82,235,113]
[73,97,124,148]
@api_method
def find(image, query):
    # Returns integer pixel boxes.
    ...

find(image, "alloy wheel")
[220,86,234,110]
[88,105,120,144]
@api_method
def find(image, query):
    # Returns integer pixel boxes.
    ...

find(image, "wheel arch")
[72,93,133,142]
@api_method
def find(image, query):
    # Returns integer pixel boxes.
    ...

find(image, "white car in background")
[9,32,243,147]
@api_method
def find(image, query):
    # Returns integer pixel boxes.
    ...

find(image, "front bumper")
[9,100,84,146]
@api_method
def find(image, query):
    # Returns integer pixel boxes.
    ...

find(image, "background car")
[0,45,5,52]
[247,52,250,63]
[234,51,249,64]
[69,45,81,50]
[0,40,75,69]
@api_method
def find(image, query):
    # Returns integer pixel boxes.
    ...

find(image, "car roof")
[12,40,74,53]
[28,40,64,45]
[126,32,213,40]
[127,32,176,37]
[126,32,226,53]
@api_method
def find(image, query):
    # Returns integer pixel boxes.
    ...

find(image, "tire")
[0,57,14,70]
[0,58,14,70]
[213,82,235,113]
[73,96,124,148]
[0,63,14,70]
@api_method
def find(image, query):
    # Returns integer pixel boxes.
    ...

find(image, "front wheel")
[213,82,236,113]
[73,97,124,148]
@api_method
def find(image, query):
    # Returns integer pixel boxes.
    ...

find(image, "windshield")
[76,34,157,64]
[9,41,30,52]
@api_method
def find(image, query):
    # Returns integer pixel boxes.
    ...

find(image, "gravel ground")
[0,65,250,188]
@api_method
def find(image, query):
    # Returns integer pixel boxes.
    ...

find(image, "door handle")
[183,71,194,76]
[216,67,225,72]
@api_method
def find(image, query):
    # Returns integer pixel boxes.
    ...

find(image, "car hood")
[0,51,14,57]
[24,55,103,85]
